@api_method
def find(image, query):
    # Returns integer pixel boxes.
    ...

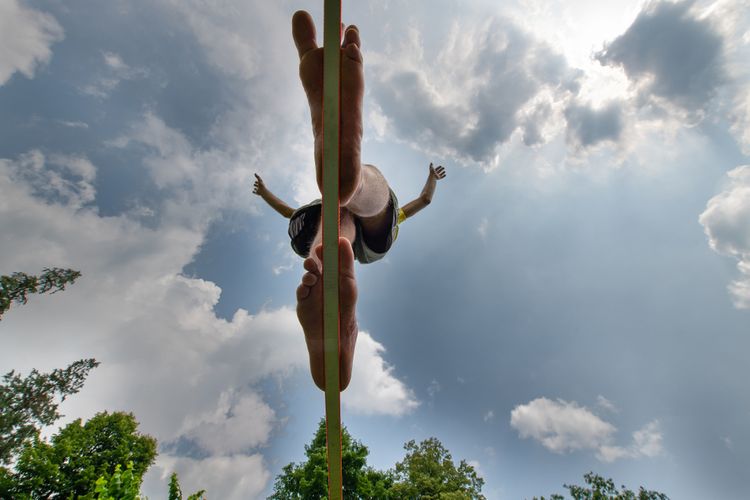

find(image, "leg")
[292,10,364,206]
[346,164,394,251]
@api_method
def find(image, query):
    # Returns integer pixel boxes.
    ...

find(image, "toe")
[343,42,363,63]
[342,25,360,49]
[338,237,356,281]
[296,283,310,301]
[303,256,319,273]
[292,10,318,59]
[301,271,318,287]
[314,244,323,261]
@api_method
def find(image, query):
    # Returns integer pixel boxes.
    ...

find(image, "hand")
[429,163,446,180]
[252,173,267,196]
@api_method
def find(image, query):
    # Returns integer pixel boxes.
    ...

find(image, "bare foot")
[296,237,358,391]
[292,10,364,206]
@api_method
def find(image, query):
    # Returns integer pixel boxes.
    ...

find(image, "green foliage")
[269,418,393,499]
[0,358,99,465]
[534,472,669,500]
[169,473,181,500]
[169,471,207,500]
[0,268,81,319]
[8,411,157,499]
[81,462,143,500]
[389,438,485,500]
[0,267,194,499]
[269,420,485,499]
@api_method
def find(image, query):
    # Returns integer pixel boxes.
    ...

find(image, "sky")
[1,0,749,498]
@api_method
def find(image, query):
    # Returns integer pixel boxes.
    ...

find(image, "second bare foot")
[296,237,358,391]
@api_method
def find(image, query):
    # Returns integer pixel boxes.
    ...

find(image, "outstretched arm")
[252,173,295,219]
[400,163,446,219]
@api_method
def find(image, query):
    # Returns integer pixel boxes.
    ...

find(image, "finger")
[292,10,318,59]
[254,173,261,180]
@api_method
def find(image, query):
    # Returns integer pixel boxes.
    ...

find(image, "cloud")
[510,397,615,454]
[0,150,96,209]
[597,420,664,463]
[596,0,725,112]
[427,379,441,399]
[343,332,420,416]
[368,15,580,167]
[0,0,63,85]
[177,390,276,456]
[699,165,750,308]
[110,112,260,223]
[722,436,733,450]
[564,100,624,147]
[713,0,750,154]
[58,120,90,129]
[483,410,495,422]
[143,454,269,500]
[510,397,663,462]
[1,142,420,497]
[596,395,619,413]
[477,217,489,240]
[80,51,149,98]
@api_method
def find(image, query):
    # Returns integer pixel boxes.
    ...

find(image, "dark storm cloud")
[596,0,725,110]
[564,101,624,147]
[370,17,581,164]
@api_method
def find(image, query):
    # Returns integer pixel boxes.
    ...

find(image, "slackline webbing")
[321,1,343,499]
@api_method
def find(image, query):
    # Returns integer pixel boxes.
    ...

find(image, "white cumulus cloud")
[0,146,418,498]
[0,0,63,85]
[699,165,750,308]
[143,454,269,500]
[343,332,420,416]
[510,397,663,462]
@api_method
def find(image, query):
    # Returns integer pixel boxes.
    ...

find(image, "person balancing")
[253,10,446,391]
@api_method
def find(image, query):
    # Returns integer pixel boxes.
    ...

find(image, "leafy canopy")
[534,472,670,500]
[269,419,485,499]
[7,411,157,500]
[390,437,485,500]
[0,358,99,465]
[0,268,81,319]
[1,267,204,498]
[269,418,392,499]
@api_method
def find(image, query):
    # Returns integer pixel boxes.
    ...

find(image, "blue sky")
[1,0,749,498]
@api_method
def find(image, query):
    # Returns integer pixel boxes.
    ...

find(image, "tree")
[83,462,143,500]
[269,418,393,499]
[169,471,207,500]
[0,267,191,498]
[389,438,485,500]
[0,268,81,319]
[534,472,669,500]
[269,420,486,499]
[8,411,157,499]
[0,358,99,465]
